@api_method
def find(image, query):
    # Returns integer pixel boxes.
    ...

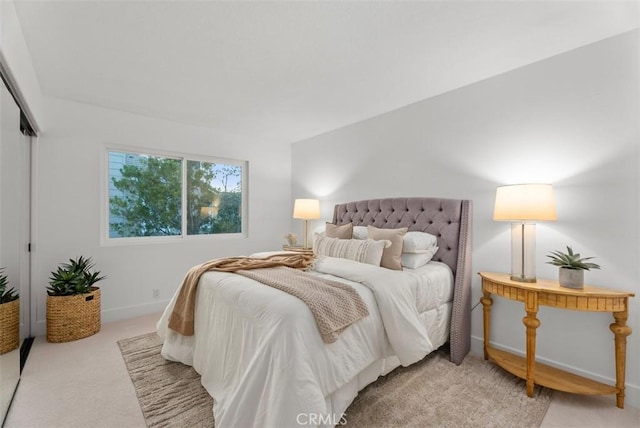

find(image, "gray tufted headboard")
[332,197,472,365]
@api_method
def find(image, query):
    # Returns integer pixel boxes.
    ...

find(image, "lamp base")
[510,275,537,283]
[510,223,537,284]
[302,219,311,249]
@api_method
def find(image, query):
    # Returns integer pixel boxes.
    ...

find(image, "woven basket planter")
[46,287,101,343]
[0,299,19,354]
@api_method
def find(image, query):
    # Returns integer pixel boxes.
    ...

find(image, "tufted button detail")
[439,208,443,212]
[448,220,452,224]
[429,220,433,224]
[447,247,451,251]
[438,234,442,237]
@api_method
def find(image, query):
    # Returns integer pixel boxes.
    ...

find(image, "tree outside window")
[108,150,244,239]
[186,161,242,235]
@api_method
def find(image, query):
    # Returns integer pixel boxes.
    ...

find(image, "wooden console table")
[479,272,635,408]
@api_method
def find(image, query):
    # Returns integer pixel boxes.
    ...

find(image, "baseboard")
[470,335,640,409]
[101,299,169,324]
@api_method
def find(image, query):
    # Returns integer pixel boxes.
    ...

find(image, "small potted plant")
[0,268,19,354]
[546,246,600,289]
[46,256,106,343]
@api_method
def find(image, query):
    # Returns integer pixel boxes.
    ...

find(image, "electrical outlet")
[152,289,160,299]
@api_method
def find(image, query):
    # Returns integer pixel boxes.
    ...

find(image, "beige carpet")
[118,332,553,428]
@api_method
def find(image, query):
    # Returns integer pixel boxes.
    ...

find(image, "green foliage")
[212,192,242,233]
[110,156,182,237]
[186,160,219,235]
[546,246,601,271]
[0,268,19,303]
[110,156,242,237]
[217,165,242,192]
[47,256,106,296]
[186,162,242,235]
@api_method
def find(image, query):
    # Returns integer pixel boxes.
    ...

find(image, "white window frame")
[101,144,248,246]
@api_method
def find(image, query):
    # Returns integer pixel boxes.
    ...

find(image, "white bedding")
[157,256,453,428]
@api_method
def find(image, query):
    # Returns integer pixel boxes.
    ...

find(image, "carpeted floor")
[118,332,553,428]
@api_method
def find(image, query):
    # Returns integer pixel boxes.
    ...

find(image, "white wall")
[292,30,640,406]
[32,97,292,335]
[0,0,44,130]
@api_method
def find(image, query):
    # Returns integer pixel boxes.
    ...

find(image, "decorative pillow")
[313,235,390,266]
[325,222,353,239]
[367,226,408,270]
[352,226,368,240]
[403,231,438,254]
[401,247,439,269]
[353,228,437,253]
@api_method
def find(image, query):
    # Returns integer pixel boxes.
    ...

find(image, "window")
[106,149,246,241]
[186,160,242,235]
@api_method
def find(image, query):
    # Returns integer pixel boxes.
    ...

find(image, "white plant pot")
[559,268,584,289]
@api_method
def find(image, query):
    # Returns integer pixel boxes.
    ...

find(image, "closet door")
[0,80,22,423]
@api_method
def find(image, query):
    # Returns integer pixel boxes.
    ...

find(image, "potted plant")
[0,268,19,354]
[546,246,600,289]
[46,256,106,343]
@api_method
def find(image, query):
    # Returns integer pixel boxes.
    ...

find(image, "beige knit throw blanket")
[236,267,369,343]
[168,253,368,342]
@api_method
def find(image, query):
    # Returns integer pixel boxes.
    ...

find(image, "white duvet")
[157,256,453,428]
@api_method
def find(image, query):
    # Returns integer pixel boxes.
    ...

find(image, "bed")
[157,197,472,428]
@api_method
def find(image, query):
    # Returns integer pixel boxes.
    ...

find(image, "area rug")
[118,332,553,427]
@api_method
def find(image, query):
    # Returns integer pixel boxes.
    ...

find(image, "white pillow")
[402,231,438,254]
[353,228,437,254]
[401,247,438,269]
[353,226,368,240]
[313,235,390,266]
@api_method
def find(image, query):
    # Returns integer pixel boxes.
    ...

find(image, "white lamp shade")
[293,199,320,219]
[493,184,557,222]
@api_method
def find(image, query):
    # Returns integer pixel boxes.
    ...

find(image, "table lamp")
[493,184,557,282]
[293,199,320,249]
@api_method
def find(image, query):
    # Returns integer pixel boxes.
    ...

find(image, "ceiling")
[13,1,640,143]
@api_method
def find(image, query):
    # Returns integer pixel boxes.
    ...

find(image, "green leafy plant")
[0,268,19,303]
[546,246,601,271]
[47,256,106,296]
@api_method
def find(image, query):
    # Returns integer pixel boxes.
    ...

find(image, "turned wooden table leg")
[481,291,493,360]
[610,305,632,409]
[522,290,540,397]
